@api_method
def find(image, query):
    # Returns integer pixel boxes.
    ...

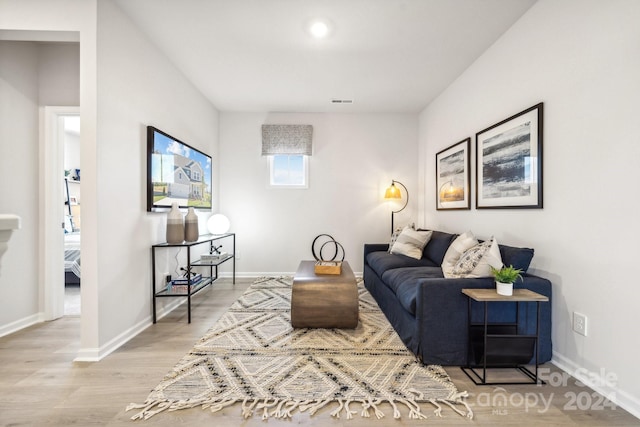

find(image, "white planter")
[496,281,514,296]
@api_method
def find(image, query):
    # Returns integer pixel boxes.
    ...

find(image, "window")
[269,154,308,188]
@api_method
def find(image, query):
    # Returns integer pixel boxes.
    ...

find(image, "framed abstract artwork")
[476,103,543,209]
[436,138,471,210]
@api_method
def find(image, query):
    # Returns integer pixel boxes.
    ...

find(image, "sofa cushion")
[366,251,436,278]
[380,267,444,315]
[395,281,420,315]
[419,230,457,265]
[499,244,535,272]
[390,227,433,259]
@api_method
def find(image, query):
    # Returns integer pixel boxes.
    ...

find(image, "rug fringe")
[127,395,473,421]
[299,398,332,415]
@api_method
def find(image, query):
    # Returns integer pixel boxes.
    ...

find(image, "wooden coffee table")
[290,260,359,328]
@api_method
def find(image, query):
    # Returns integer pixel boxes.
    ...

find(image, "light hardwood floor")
[1,278,638,426]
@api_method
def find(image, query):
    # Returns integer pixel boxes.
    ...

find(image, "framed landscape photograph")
[476,103,543,209]
[436,138,471,210]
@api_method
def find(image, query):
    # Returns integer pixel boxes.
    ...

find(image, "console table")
[460,288,548,385]
[152,233,235,323]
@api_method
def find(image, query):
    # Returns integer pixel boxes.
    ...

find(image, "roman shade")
[261,124,313,156]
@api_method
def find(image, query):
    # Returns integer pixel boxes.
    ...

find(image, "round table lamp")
[207,214,230,235]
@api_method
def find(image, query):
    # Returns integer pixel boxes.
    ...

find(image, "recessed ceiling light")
[309,20,330,39]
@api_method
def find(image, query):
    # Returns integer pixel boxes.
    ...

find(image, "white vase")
[184,207,199,242]
[496,281,514,296]
[166,202,184,244]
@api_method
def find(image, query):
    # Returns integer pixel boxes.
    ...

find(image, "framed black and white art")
[476,103,543,209]
[436,138,471,210]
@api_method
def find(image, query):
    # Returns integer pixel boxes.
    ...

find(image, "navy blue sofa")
[363,230,552,366]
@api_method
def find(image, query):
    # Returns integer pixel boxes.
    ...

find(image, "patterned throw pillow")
[451,240,492,275]
[390,227,432,259]
[449,237,503,278]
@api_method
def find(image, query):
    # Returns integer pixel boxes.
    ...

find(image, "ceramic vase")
[184,207,199,242]
[166,202,184,244]
[496,281,514,296]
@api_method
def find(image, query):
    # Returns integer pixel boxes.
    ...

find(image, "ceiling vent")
[331,99,354,104]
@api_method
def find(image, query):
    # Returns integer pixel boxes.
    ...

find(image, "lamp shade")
[384,183,402,199]
[207,214,230,235]
[382,180,409,234]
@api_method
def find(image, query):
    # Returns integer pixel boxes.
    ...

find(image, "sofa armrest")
[363,243,389,267]
[415,275,552,365]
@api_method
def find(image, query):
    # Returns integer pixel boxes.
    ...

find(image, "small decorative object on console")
[171,273,202,285]
[200,253,228,262]
[200,244,226,262]
[311,234,345,275]
[207,214,230,235]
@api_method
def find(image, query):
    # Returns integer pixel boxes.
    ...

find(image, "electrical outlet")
[235,250,241,260]
[573,312,588,336]
[165,273,171,283]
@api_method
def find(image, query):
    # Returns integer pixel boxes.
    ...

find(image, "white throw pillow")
[442,231,478,278]
[388,223,415,253]
[450,237,504,278]
[390,227,432,259]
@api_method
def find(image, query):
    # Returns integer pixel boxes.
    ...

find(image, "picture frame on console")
[476,102,543,209]
[436,138,471,210]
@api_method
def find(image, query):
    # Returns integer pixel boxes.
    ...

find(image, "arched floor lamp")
[384,180,408,234]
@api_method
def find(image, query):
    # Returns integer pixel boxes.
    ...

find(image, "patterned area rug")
[127,277,472,421]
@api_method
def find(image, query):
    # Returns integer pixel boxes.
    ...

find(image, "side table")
[460,288,548,385]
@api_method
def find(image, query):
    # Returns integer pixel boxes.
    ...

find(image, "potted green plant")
[490,265,523,296]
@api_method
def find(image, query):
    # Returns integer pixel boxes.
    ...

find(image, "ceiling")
[115,0,536,113]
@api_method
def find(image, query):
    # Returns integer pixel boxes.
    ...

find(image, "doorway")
[62,115,81,316]
[42,106,80,320]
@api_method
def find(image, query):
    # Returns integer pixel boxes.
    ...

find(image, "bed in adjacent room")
[64,232,81,285]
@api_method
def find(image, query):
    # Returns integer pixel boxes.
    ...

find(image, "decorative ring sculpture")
[311,234,345,262]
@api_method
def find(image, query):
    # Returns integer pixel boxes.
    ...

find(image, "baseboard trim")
[218,271,364,279]
[0,312,43,338]
[552,352,640,420]
[74,317,150,362]
[74,299,184,362]
[219,272,294,279]
[71,273,361,362]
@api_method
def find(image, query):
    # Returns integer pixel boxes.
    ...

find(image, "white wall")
[0,0,99,355]
[93,0,219,354]
[0,0,219,359]
[0,40,81,334]
[38,42,80,106]
[419,0,640,417]
[0,41,40,333]
[64,131,81,173]
[220,112,418,275]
